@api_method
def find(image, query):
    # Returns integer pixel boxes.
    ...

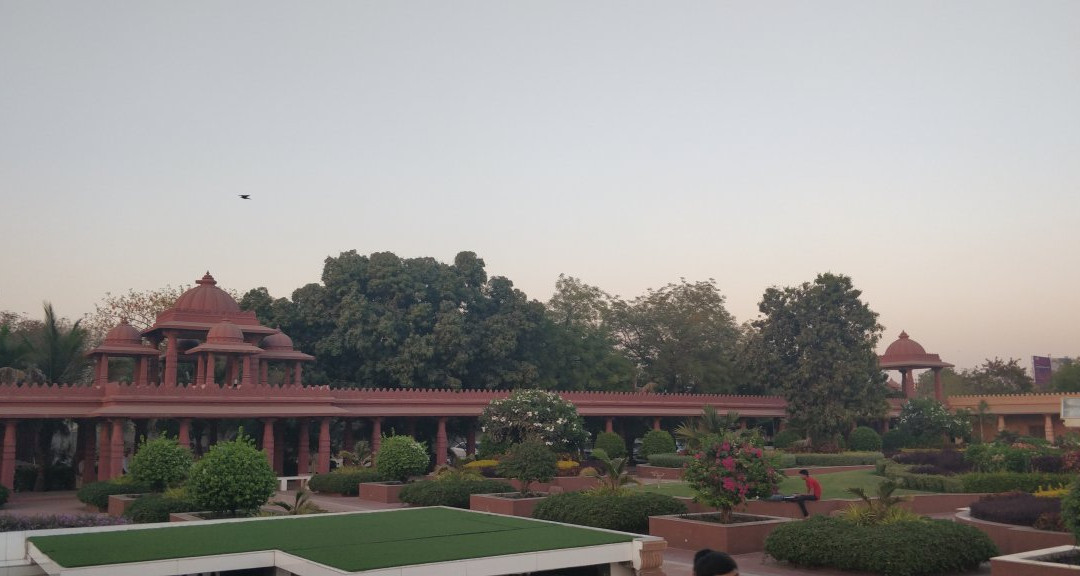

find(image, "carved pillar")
[900,369,914,399]
[932,368,943,402]
[95,355,109,386]
[178,419,191,450]
[227,357,239,386]
[196,355,206,387]
[372,417,382,454]
[283,365,292,387]
[293,362,302,386]
[164,331,178,387]
[605,417,614,433]
[260,360,269,386]
[207,353,216,386]
[298,419,311,475]
[262,419,276,465]
[1,421,17,490]
[317,418,331,474]
[97,421,110,480]
[241,355,253,387]
[436,417,448,466]
[1046,413,1055,443]
[137,356,149,386]
[109,419,125,479]
[997,415,1006,432]
[653,417,661,431]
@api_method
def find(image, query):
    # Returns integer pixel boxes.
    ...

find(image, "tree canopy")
[747,273,888,448]
[1051,358,1080,393]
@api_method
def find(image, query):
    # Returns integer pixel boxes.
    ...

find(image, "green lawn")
[633,469,931,500]
[29,508,634,571]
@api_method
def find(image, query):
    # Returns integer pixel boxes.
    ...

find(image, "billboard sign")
[1034,356,1053,388]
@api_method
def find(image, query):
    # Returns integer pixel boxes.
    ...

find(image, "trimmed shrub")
[960,472,1074,494]
[1064,478,1080,540]
[772,429,802,450]
[893,449,969,474]
[0,514,128,532]
[882,429,913,454]
[0,484,7,507]
[764,516,997,576]
[646,453,691,468]
[792,452,883,466]
[496,440,557,494]
[188,433,277,517]
[375,435,429,483]
[124,492,201,523]
[533,491,687,534]
[970,491,1063,530]
[462,459,500,478]
[398,476,514,508]
[1032,454,1065,473]
[639,430,676,460]
[308,467,386,495]
[76,480,153,510]
[848,427,882,452]
[129,435,193,491]
[877,460,964,493]
[594,432,627,459]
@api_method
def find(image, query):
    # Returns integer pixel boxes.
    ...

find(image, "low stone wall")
[956,509,1075,555]
[676,493,986,519]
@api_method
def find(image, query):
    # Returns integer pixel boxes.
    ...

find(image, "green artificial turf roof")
[28,507,635,572]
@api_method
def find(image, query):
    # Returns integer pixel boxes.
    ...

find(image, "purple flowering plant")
[682,433,782,523]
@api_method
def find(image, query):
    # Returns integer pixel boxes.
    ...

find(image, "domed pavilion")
[879,331,954,401]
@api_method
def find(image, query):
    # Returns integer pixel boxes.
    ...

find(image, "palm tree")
[23,303,89,384]
[271,488,326,515]
[586,454,639,493]
[674,405,742,451]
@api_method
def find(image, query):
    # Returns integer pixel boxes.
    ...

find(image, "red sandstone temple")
[0,273,1070,489]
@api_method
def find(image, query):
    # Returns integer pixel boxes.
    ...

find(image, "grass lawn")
[633,469,931,500]
[29,508,634,571]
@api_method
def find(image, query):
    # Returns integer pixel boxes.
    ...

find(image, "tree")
[674,405,743,451]
[1051,358,1080,393]
[495,439,557,495]
[748,273,888,448]
[609,279,741,394]
[188,432,277,517]
[81,285,229,344]
[683,433,781,523]
[896,398,971,446]
[479,389,588,452]
[129,435,193,491]
[915,368,969,398]
[23,303,89,384]
[962,358,1034,395]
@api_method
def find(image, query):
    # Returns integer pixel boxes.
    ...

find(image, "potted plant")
[650,433,789,554]
[470,440,556,517]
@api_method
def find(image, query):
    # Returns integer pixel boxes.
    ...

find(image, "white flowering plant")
[480,389,588,453]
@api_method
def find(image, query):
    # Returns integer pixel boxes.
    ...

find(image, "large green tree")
[1051,358,1080,393]
[608,279,740,394]
[749,273,887,448]
[961,358,1035,395]
[915,367,968,398]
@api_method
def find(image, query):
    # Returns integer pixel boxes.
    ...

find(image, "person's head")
[693,548,738,576]
[799,469,810,477]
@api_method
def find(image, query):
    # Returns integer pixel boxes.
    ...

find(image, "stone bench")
[277,475,312,491]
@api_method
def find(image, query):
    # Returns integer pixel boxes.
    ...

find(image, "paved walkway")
[2,491,990,576]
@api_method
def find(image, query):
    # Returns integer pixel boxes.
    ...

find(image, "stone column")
[466,426,476,457]
[372,417,382,454]
[933,368,944,402]
[653,417,661,431]
[164,331,178,387]
[900,369,914,399]
[273,423,284,474]
[207,353,216,386]
[1045,413,1055,443]
[242,355,254,387]
[260,360,269,386]
[605,417,614,433]
[95,355,109,386]
[97,421,111,480]
[137,356,149,386]
[80,420,97,484]
[293,362,303,386]
[997,415,1006,432]
[178,419,191,450]
[109,419,125,479]
[436,417,448,466]
[317,418,331,474]
[227,357,239,387]
[298,419,311,475]
[262,419,276,466]
[1,421,17,490]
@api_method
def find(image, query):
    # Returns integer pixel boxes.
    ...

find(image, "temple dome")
[205,320,245,344]
[173,272,241,313]
[261,330,295,351]
[883,331,927,357]
[103,319,142,345]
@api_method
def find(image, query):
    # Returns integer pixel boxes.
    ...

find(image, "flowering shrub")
[480,389,588,452]
[683,433,782,522]
[556,460,580,477]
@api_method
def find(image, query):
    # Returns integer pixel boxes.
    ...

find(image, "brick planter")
[991,546,1080,576]
[358,481,406,503]
[956,509,1075,555]
[106,494,143,517]
[470,492,548,517]
[650,512,791,554]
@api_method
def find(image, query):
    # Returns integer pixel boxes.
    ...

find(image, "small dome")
[883,331,928,357]
[205,320,244,344]
[103,319,142,345]
[261,330,295,351]
[173,272,241,314]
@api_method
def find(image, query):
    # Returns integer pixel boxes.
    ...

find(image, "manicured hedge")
[791,452,883,466]
[772,429,802,449]
[308,467,386,496]
[0,514,128,533]
[960,472,1074,494]
[645,453,690,468]
[878,461,964,493]
[76,480,153,510]
[398,477,513,508]
[532,491,686,534]
[893,450,969,474]
[124,493,201,523]
[764,516,997,576]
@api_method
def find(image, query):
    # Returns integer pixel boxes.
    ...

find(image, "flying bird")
[239,194,251,200]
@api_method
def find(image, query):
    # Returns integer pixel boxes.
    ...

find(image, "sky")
[2,2,1078,372]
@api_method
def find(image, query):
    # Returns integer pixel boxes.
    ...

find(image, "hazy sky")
[2,2,1078,372]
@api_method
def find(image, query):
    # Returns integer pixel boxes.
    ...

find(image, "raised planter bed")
[635,465,682,481]
[673,493,986,519]
[957,509,1075,555]
[106,494,143,517]
[552,475,599,492]
[358,481,406,503]
[649,512,791,554]
[991,545,1080,576]
[469,492,548,517]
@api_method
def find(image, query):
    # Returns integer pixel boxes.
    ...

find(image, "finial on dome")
[196,272,217,286]
[899,331,909,339]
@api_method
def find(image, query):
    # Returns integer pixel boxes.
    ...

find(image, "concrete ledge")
[957,509,1075,555]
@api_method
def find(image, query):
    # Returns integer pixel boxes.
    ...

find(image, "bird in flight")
[239,194,251,200]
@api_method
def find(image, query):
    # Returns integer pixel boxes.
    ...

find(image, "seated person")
[787,468,821,517]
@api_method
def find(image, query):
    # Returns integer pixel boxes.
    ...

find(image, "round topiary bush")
[187,433,277,517]
[639,430,676,460]
[497,440,558,494]
[129,434,193,492]
[848,426,882,452]
[532,491,687,534]
[593,432,627,459]
[772,429,802,449]
[375,435,429,483]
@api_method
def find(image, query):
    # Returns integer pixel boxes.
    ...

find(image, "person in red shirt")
[791,469,822,517]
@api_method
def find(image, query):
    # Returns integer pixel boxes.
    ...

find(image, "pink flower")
[721,457,736,471]
[721,442,731,452]
[722,477,736,491]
